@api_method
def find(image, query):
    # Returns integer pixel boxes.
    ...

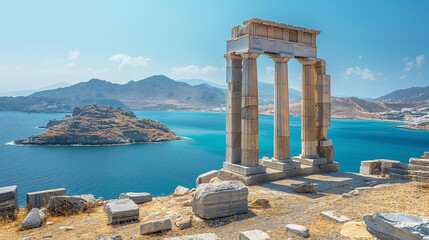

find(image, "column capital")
[224,53,243,60]
[297,58,318,66]
[269,56,292,63]
[241,53,260,59]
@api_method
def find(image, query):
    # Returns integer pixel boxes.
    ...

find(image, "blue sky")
[0,0,428,98]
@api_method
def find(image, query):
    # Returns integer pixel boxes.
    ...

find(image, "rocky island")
[14,105,180,145]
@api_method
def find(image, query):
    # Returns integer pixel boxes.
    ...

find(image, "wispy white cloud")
[344,66,376,81]
[416,54,425,66]
[400,74,408,79]
[171,65,223,76]
[109,54,152,70]
[265,66,274,75]
[68,51,80,60]
[403,54,425,72]
[404,61,414,72]
[64,62,75,68]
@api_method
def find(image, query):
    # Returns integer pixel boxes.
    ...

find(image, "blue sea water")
[0,111,428,205]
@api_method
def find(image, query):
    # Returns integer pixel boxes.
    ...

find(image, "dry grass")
[1,180,428,239]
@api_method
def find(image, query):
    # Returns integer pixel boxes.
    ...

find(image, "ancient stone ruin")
[219,18,337,184]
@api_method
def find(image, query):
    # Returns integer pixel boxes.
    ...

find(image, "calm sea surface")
[0,111,428,205]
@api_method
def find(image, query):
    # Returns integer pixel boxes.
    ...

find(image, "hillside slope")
[376,86,429,103]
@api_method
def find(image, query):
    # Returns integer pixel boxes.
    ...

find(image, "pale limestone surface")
[119,192,152,204]
[163,233,220,240]
[192,181,248,219]
[106,199,139,224]
[140,218,172,235]
[240,230,270,240]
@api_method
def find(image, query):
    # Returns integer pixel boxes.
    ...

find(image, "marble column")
[241,53,260,167]
[271,56,292,161]
[225,54,243,164]
[299,59,318,157]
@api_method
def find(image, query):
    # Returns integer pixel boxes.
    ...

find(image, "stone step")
[387,172,413,181]
[392,163,429,171]
[384,167,411,176]
[409,158,429,166]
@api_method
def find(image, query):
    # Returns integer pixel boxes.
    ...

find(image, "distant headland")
[14,105,181,145]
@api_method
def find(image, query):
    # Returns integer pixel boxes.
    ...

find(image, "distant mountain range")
[0,82,71,97]
[0,75,427,115]
[0,75,225,112]
[376,86,429,103]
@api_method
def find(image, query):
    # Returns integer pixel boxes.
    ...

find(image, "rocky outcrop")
[20,208,41,230]
[14,105,180,145]
[363,213,429,240]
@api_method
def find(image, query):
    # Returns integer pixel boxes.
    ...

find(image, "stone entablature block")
[227,18,320,57]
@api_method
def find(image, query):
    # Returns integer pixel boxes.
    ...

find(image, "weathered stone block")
[27,188,66,209]
[21,208,41,230]
[106,199,139,224]
[320,211,350,223]
[192,181,248,219]
[320,162,340,173]
[317,145,334,163]
[196,170,219,187]
[0,185,18,217]
[292,182,314,193]
[173,186,190,196]
[363,213,429,240]
[163,233,220,240]
[140,218,172,235]
[285,224,309,238]
[223,162,266,176]
[240,229,270,240]
[48,196,86,214]
[119,192,152,204]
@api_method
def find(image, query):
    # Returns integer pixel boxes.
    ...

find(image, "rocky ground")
[1,172,428,240]
[14,105,180,145]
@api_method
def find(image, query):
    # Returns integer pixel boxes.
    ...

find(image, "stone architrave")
[106,199,139,224]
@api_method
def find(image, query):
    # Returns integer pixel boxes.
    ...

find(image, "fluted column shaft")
[299,59,318,157]
[241,53,260,167]
[225,54,243,164]
[271,56,292,161]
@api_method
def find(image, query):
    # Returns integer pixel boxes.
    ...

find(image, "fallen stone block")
[240,229,270,240]
[363,213,429,240]
[174,186,190,196]
[106,199,139,224]
[140,218,172,235]
[21,208,41,230]
[119,192,152,204]
[27,188,66,209]
[249,198,271,208]
[320,211,350,223]
[285,224,309,238]
[163,233,220,240]
[98,235,122,240]
[292,182,314,193]
[39,208,47,221]
[48,196,86,215]
[74,194,97,208]
[196,170,219,187]
[0,185,18,217]
[192,181,248,219]
[175,216,191,229]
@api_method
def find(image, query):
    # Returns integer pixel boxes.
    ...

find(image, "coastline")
[8,136,188,147]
